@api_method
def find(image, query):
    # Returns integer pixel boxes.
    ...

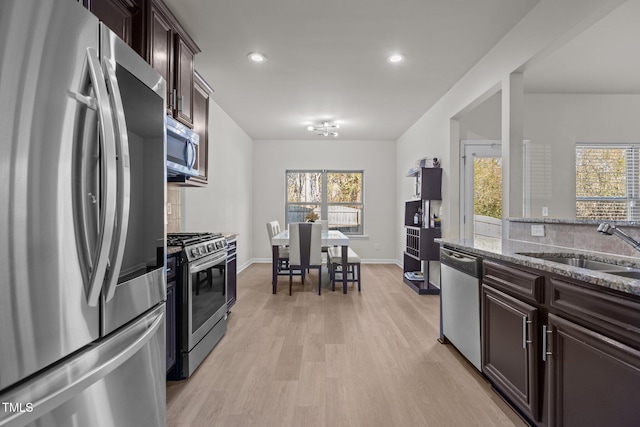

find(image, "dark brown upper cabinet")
[83,0,140,48]
[136,0,201,128]
[189,71,213,186]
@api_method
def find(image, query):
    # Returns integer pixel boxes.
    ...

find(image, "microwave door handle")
[80,48,118,307]
[189,139,197,169]
[101,59,131,302]
[184,139,196,170]
[183,139,191,168]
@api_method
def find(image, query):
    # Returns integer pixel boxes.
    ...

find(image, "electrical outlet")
[542,207,549,217]
[167,202,172,215]
[531,224,545,237]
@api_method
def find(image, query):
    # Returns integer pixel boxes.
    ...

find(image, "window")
[286,170,364,234]
[576,143,640,220]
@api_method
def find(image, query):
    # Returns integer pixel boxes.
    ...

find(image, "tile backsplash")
[509,219,640,258]
[167,185,181,233]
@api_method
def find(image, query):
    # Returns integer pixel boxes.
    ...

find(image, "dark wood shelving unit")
[403,167,442,295]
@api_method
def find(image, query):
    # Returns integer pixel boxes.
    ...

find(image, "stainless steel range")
[168,232,228,378]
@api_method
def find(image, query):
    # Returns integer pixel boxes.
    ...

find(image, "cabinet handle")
[542,325,553,361]
[172,89,177,110]
[179,95,184,113]
[522,317,533,349]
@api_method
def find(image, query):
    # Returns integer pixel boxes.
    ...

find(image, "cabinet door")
[149,3,173,113]
[482,284,540,421]
[226,255,237,311]
[85,0,137,47]
[174,35,195,127]
[547,314,640,427]
[191,72,210,184]
[166,279,176,373]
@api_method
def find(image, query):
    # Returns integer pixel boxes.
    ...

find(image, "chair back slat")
[299,223,312,267]
[289,223,322,267]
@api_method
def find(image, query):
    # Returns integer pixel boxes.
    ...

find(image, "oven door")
[186,251,227,351]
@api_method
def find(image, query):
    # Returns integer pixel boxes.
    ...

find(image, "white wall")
[459,93,501,141]
[525,94,640,218]
[182,99,254,269]
[253,139,396,262]
[458,94,640,219]
[395,0,626,262]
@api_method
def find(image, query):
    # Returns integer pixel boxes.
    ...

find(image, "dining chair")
[288,222,323,295]
[328,246,361,292]
[318,220,330,259]
[267,221,289,273]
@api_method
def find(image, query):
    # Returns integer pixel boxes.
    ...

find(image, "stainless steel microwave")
[166,116,199,178]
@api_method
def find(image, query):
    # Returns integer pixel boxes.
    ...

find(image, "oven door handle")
[189,253,227,273]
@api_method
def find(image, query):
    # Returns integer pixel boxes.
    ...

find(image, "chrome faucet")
[597,223,640,252]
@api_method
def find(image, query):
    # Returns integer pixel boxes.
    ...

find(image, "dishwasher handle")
[440,248,482,278]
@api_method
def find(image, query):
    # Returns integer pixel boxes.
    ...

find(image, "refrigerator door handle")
[0,306,164,427]
[81,47,118,307]
[101,59,131,302]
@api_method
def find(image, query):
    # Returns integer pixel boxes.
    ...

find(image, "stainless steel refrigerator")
[0,1,167,426]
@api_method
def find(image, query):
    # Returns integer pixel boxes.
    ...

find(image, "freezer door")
[0,305,166,427]
[0,0,104,391]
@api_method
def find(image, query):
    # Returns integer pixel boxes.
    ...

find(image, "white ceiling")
[164,0,541,140]
[524,0,640,94]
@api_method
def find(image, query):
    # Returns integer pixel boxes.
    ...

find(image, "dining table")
[271,229,351,294]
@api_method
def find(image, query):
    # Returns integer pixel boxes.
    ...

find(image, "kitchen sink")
[603,270,640,280]
[525,255,633,271]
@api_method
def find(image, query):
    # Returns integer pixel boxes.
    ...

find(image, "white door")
[461,141,503,239]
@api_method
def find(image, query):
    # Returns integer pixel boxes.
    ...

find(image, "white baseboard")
[246,258,401,267]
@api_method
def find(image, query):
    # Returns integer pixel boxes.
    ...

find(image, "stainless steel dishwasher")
[439,247,482,371]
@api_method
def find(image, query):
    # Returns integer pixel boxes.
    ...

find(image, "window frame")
[285,169,365,235]
[575,142,640,221]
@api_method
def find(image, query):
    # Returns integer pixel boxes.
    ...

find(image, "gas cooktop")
[167,232,227,262]
[167,232,223,247]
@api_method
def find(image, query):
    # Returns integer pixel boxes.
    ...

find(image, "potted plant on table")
[305,212,319,222]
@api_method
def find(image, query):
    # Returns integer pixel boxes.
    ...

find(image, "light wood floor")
[167,263,527,427]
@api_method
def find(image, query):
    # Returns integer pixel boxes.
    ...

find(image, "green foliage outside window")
[474,158,502,219]
[576,147,627,220]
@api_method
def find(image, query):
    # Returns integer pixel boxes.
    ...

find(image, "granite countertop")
[167,246,182,256]
[222,232,238,240]
[436,237,640,297]
[507,217,640,226]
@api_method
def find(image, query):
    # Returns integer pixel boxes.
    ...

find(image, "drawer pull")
[542,325,553,361]
[522,317,533,349]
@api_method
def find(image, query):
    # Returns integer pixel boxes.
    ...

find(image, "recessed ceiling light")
[248,52,267,63]
[387,53,405,64]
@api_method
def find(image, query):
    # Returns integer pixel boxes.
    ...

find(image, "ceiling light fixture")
[248,52,267,63]
[307,121,340,137]
[387,53,405,63]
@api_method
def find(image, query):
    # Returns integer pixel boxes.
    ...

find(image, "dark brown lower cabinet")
[482,284,540,422]
[226,237,237,312]
[166,254,177,374]
[547,313,640,427]
[481,258,640,427]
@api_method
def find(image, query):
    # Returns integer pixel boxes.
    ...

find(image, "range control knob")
[207,243,214,251]
[191,248,198,257]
